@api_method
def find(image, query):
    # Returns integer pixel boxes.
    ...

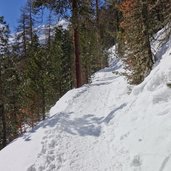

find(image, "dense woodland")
[0,0,170,150]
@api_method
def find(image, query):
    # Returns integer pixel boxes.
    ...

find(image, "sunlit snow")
[1,28,171,171]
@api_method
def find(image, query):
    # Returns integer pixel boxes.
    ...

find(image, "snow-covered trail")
[2,32,171,171]
[24,39,171,171]
[27,64,129,171]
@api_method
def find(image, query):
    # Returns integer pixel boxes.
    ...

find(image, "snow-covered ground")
[1,29,171,171]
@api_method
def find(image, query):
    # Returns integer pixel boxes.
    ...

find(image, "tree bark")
[41,83,46,120]
[22,14,27,57]
[72,0,82,88]
[96,0,99,28]
[0,63,6,147]
[141,0,154,72]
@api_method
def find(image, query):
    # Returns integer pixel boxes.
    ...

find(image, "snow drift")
[1,29,171,171]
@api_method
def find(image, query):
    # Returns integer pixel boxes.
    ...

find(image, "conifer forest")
[0,0,171,150]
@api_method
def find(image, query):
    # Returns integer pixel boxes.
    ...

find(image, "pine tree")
[58,28,73,95]
[32,0,83,87]
[47,26,73,98]
[17,0,36,57]
[119,0,153,84]
[3,56,21,141]
[0,16,10,148]
[21,35,47,122]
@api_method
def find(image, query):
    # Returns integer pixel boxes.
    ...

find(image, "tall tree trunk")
[22,14,27,57]
[72,0,82,88]
[47,11,52,49]
[0,63,6,147]
[42,84,46,120]
[29,0,33,45]
[96,0,99,28]
[95,0,103,68]
[0,104,6,147]
[114,2,120,33]
[12,93,18,138]
[141,0,154,71]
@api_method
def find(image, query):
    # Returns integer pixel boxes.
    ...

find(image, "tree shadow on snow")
[23,103,127,141]
[102,103,127,124]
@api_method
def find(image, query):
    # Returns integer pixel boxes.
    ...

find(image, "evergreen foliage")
[118,0,153,84]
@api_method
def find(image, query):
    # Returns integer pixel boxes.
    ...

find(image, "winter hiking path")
[26,63,129,171]
[2,28,171,171]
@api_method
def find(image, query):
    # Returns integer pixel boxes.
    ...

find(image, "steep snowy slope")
[1,31,171,171]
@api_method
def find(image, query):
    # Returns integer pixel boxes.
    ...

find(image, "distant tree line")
[0,0,171,150]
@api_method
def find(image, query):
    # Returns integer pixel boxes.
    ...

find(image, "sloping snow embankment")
[1,31,171,171]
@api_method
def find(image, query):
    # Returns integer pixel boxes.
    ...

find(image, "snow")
[1,30,171,171]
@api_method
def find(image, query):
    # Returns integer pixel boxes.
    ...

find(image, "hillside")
[0,30,171,171]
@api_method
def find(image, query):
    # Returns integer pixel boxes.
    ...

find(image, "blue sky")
[0,0,27,32]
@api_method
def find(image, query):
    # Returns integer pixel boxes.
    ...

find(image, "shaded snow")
[1,30,171,171]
